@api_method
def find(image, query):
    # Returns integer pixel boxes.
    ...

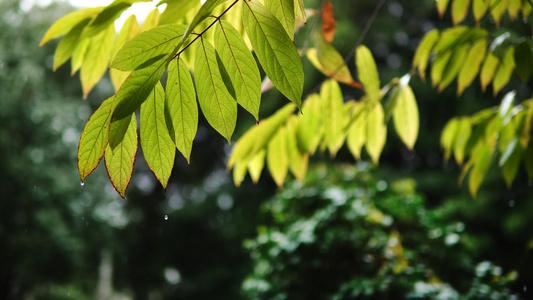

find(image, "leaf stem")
[173,0,240,60]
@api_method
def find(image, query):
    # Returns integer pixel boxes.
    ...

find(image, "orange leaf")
[321,1,336,43]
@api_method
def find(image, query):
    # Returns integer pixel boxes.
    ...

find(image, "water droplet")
[80,181,85,187]
[509,200,515,207]
[164,215,169,221]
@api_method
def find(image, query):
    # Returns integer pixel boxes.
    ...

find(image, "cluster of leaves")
[411,0,533,195]
[242,164,519,299]
[228,46,420,188]
[41,0,308,198]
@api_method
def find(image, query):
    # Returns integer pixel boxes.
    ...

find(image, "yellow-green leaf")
[105,113,138,199]
[296,94,321,154]
[356,45,381,100]
[472,0,488,23]
[480,52,499,92]
[40,7,103,46]
[195,38,237,142]
[166,57,198,163]
[452,0,471,25]
[520,100,533,148]
[347,102,367,160]
[53,18,92,71]
[393,86,419,150]
[453,117,472,165]
[267,126,289,187]
[286,116,308,181]
[524,140,533,179]
[80,23,115,98]
[232,162,247,187]
[366,102,387,165]
[441,118,460,161]
[437,0,451,17]
[248,150,266,184]
[70,38,90,76]
[158,0,200,25]
[110,15,140,91]
[412,29,440,81]
[468,142,494,196]
[243,0,304,108]
[490,0,509,27]
[265,0,295,40]
[321,79,346,156]
[457,39,487,95]
[431,50,452,87]
[78,96,114,183]
[492,46,515,96]
[438,44,469,92]
[508,0,522,19]
[500,138,522,188]
[215,20,261,120]
[139,8,161,32]
[294,0,307,22]
[140,82,175,189]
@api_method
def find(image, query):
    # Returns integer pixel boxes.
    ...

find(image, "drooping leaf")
[267,126,289,187]
[520,100,533,148]
[112,56,168,122]
[265,0,295,40]
[286,116,308,181]
[166,57,198,163]
[500,138,522,187]
[78,96,114,183]
[490,0,509,27]
[412,29,440,81]
[457,39,487,95]
[508,0,522,20]
[431,50,452,87]
[243,0,304,108]
[453,117,472,165]
[248,150,266,184]
[105,113,138,199]
[492,46,515,96]
[468,142,494,197]
[40,7,103,46]
[321,1,336,43]
[112,24,187,71]
[433,26,486,53]
[437,0,451,17]
[356,45,381,100]
[347,102,367,160]
[441,118,460,161]
[80,23,115,98]
[195,38,237,142]
[514,41,533,83]
[438,43,469,92]
[158,0,200,25]
[472,0,488,23]
[366,102,387,165]
[140,82,175,189]
[139,8,161,32]
[452,0,471,25]
[70,38,90,76]
[53,18,92,71]
[320,79,346,156]
[215,20,261,120]
[294,0,307,22]
[296,94,321,154]
[232,162,247,187]
[393,85,419,150]
[524,141,533,179]
[110,15,140,91]
[480,52,499,92]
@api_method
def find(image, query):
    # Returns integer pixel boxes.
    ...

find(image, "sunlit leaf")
[438,43,469,92]
[356,45,381,100]
[453,117,472,165]
[472,0,488,23]
[232,162,247,187]
[70,37,90,76]
[431,50,452,87]
[366,102,387,165]
[347,102,367,161]
[112,24,187,71]
[195,38,237,142]
[110,15,140,91]
[393,85,419,150]
[158,0,200,25]
[80,24,115,98]
[500,138,522,187]
[492,46,515,96]
[320,79,346,156]
[215,20,261,120]
[520,100,533,148]
[243,0,304,108]
[140,82,175,189]
[457,39,487,95]
[286,116,308,181]
[248,150,266,184]
[468,142,494,197]
[296,94,321,153]
[78,96,114,183]
[267,126,289,187]
[480,52,499,92]
[437,0,451,17]
[508,0,522,19]
[412,29,439,81]
[53,18,92,71]
[265,0,295,40]
[294,0,307,22]
[452,0,471,25]
[524,141,533,180]
[166,57,198,163]
[441,118,460,161]
[321,1,336,43]
[40,7,103,46]
[490,0,509,27]
[105,113,138,199]
[139,8,161,32]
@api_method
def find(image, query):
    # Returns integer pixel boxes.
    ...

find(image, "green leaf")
[393,85,419,150]
[437,0,451,17]
[53,18,92,71]
[492,46,515,96]
[166,57,198,163]
[215,20,261,120]
[431,50,452,87]
[195,38,237,142]
[286,116,308,181]
[500,138,522,188]
[412,29,440,81]
[309,32,359,87]
[347,102,367,161]
[508,0,522,19]
[248,150,266,184]
[232,162,247,187]
[356,45,381,100]
[81,23,115,98]
[140,82,175,189]
[441,118,460,161]
[110,15,140,91]
[78,96,114,183]
[159,0,200,25]
[243,0,304,108]
[468,142,494,197]
[452,0,471,25]
[524,141,533,180]
[453,117,472,165]
[265,0,295,40]
[81,0,151,40]
[320,79,346,156]
[40,7,103,46]
[438,43,469,92]
[520,100,533,148]
[105,113,138,199]
[457,39,487,95]
[139,8,161,32]
[296,94,321,154]
[112,24,187,71]
[294,0,307,22]
[70,38,90,76]
[480,52,499,92]
[490,0,509,27]
[366,102,387,165]
[472,0,488,23]
[112,56,168,122]
[267,126,289,187]
[514,41,533,83]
